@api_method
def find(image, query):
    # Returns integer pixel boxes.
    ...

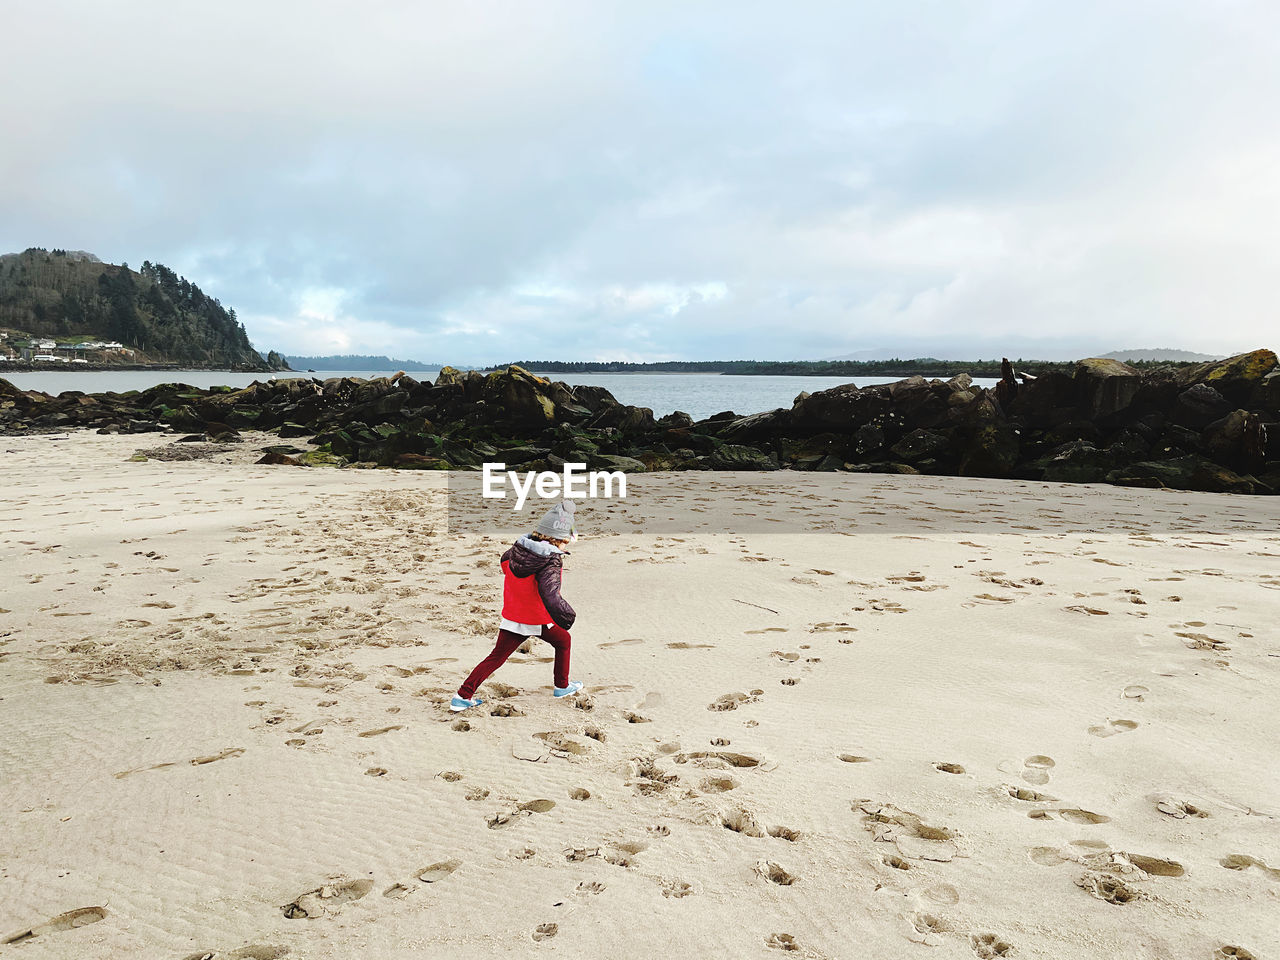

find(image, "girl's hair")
[529,531,568,546]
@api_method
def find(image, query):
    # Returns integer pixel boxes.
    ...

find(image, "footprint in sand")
[535,731,589,755]
[925,883,960,905]
[755,861,798,885]
[2,907,107,944]
[1028,808,1111,824]
[722,807,766,837]
[708,691,760,712]
[576,881,605,896]
[699,776,738,793]
[765,933,801,952]
[184,947,289,960]
[1007,786,1058,802]
[282,878,374,919]
[661,880,693,898]
[1076,871,1140,904]
[857,801,959,862]
[971,932,1014,957]
[1155,797,1210,819]
[357,725,404,738]
[904,911,953,945]
[531,923,558,941]
[1215,947,1257,960]
[191,747,245,765]
[934,762,965,774]
[1220,854,1280,880]
[839,754,872,763]
[1021,755,1055,785]
[674,750,766,770]
[1122,684,1150,701]
[415,859,461,883]
[1088,719,1138,738]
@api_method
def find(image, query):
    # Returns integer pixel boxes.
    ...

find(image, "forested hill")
[0,248,272,370]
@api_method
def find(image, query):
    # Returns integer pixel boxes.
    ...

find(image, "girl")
[451,500,583,711]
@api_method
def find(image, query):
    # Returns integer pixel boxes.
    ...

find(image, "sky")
[2,1,1278,363]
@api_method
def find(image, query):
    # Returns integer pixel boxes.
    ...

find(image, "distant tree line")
[285,354,440,371]
[497,357,1203,377]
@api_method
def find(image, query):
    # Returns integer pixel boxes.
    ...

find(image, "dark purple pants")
[458,624,571,699]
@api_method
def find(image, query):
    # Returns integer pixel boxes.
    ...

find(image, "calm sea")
[1,368,999,422]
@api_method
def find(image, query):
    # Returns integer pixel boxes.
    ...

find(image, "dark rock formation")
[2,352,1276,494]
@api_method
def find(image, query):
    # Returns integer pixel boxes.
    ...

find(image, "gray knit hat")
[534,499,577,542]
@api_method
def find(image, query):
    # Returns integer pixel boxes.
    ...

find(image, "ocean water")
[1,368,999,423]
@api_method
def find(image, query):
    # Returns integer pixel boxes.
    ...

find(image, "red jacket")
[500,536,576,630]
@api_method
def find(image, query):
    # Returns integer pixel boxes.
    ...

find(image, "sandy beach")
[2,431,1278,960]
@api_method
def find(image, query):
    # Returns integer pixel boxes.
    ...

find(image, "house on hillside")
[34,338,56,351]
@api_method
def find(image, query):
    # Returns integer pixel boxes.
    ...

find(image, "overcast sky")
[2,1,1277,362]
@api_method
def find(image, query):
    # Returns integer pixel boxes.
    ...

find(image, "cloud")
[2,1,1278,361]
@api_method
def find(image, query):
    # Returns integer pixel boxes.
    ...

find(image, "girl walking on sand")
[451,500,583,711]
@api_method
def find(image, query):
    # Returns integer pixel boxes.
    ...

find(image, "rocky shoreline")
[2,349,1276,494]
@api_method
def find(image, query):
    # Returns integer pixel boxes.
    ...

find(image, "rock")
[205,422,241,443]
[1108,456,1256,493]
[1009,370,1076,426]
[298,450,343,467]
[496,445,551,465]
[590,404,656,434]
[887,376,950,426]
[278,422,312,438]
[720,409,789,442]
[567,384,618,413]
[852,422,886,456]
[657,411,694,429]
[844,462,920,475]
[958,424,1020,478]
[1203,410,1268,473]
[1074,358,1141,420]
[791,383,888,432]
[781,433,849,469]
[159,404,203,432]
[256,452,305,465]
[1177,349,1278,404]
[393,454,451,470]
[1173,383,1231,429]
[593,454,646,473]
[708,444,778,470]
[1037,441,1115,483]
[993,358,1018,410]
[889,429,950,464]
[435,366,468,387]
